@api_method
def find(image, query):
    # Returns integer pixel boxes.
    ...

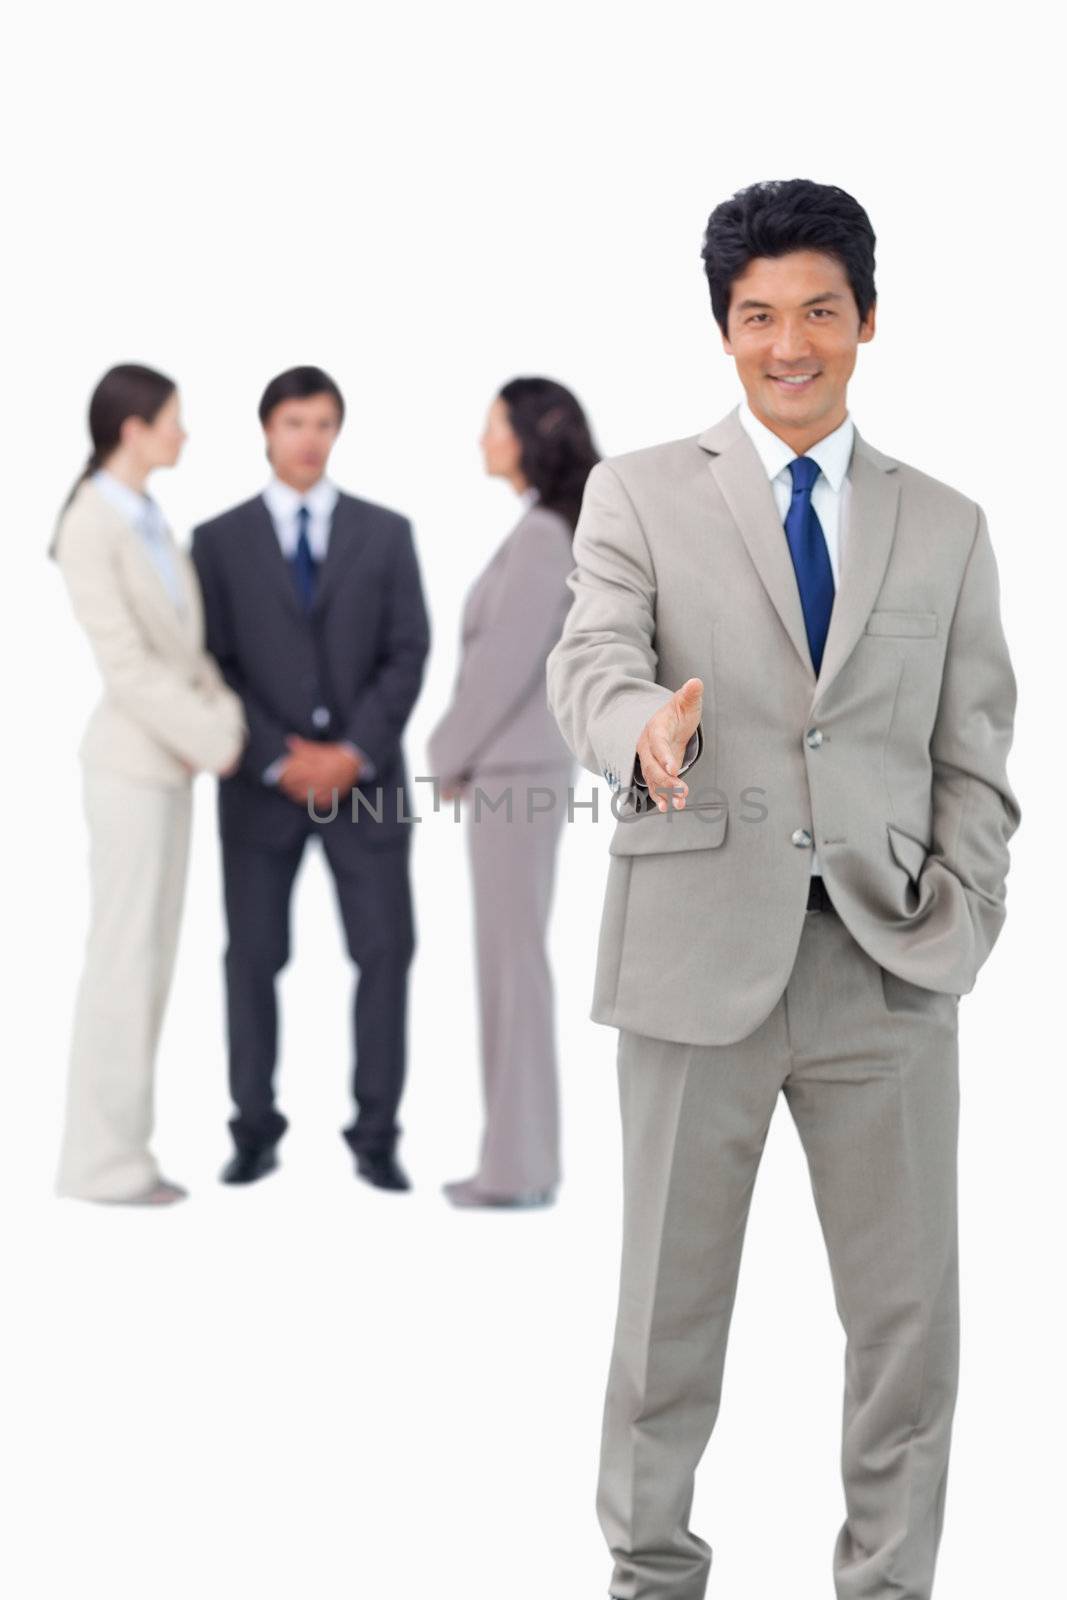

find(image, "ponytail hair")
[50,363,176,558]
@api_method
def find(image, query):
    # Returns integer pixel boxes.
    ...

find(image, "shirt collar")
[736,399,854,492]
[92,468,162,535]
[518,485,541,510]
[262,474,340,522]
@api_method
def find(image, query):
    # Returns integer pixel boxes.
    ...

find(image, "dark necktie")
[291,503,317,611]
[784,456,835,675]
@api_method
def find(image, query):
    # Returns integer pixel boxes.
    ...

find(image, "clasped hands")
[635,677,703,813]
[277,736,363,808]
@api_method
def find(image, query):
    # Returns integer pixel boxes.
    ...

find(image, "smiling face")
[263,392,342,492]
[722,249,875,453]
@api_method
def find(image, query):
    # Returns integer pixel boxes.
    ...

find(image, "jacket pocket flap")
[865,610,938,638]
[887,822,929,882]
[609,799,728,857]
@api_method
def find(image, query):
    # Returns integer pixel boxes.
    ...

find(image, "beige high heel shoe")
[97,1179,189,1207]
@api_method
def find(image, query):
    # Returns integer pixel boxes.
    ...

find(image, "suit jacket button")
[312,706,331,729]
[805,727,824,748]
[791,827,813,848]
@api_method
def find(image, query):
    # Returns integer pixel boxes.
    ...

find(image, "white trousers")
[56,768,192,1200]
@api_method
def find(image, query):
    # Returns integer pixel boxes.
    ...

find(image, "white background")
[1,5,1061,1598]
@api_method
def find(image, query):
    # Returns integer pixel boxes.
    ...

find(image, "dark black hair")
[497,377,600,534]
[258,365,345,426]
[701,179,877,335]
[52,362,176,554]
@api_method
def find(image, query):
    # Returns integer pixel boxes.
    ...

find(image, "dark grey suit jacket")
[192,491,430,856]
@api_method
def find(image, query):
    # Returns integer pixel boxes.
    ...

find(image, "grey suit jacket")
[546,406,1021,1045]
[428,503,575,782]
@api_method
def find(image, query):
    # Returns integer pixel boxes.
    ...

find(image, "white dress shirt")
[259,474,373,785]
[262,473,340,560]
[736,398,854,587]
[92,468,185,612]
[737,399,856,874]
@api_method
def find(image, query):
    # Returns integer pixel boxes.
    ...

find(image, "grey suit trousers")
[464,763,574,1194]
[599,896,960,1600]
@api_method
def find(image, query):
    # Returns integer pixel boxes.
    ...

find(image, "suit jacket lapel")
[697,408,901,705]
[174,547,205,650]
[700,408,815,683]
[250,493,303,618]
[248,493,371,618]
[88,486,195,652]
[311,494,370,615]
[814,432,900,704]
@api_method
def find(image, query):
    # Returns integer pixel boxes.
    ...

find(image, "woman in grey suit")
[52,366,246,1206]
[428,377,599,1208]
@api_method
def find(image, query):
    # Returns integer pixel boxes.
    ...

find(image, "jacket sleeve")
[191,524,291,781]
[925,501,1021,974]
[342,519,431,773]
[546,460,700,792]
[56,515,245,774]
[426,513,573,783]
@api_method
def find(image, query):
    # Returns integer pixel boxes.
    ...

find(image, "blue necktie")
[291,504,317,611]
[784,457,835,675]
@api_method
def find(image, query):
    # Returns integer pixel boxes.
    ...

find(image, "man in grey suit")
[546,180,1020,1600]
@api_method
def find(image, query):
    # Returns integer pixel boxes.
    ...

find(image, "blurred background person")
[192,367,430,1192]
[51,364,247,1205]
[428,377,598,1208]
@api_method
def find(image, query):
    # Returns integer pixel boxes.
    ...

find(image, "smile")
[769,373,821,390]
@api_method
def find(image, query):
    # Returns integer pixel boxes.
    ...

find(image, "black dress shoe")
[220,1147,279,1185]
[354,1151,411,1191]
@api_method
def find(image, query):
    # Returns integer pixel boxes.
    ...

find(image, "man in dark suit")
[192,366,430,1190]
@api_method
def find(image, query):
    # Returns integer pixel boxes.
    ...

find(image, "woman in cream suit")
[428,377,599,1208]
[52,365,246,1205]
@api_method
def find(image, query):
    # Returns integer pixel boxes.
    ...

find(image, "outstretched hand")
[635,678,703,812]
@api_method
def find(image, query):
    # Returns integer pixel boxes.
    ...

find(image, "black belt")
[806,875,834,913]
